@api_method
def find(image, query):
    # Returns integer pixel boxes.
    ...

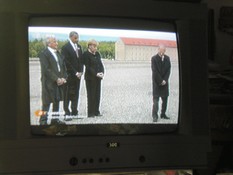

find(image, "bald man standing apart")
[151,44,171,122]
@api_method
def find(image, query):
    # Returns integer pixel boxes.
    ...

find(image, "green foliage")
[98,41,115,60]
[28,39,44,57]
[79,41,88,52]
[28,39,115,59]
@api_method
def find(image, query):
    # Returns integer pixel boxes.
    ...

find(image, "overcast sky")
[29,27,177,41]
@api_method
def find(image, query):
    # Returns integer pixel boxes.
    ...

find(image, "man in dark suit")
[83,39,104,117]
[61,31,83,119]
[39,35,67,125]
[151,44,171,122]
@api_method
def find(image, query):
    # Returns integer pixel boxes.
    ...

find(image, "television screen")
[28,20,179,136]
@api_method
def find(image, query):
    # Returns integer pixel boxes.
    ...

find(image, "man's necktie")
[74,44,79,58]
[54,51,61,72]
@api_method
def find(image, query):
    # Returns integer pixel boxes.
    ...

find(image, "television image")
[28,25,179,136]
[0,0,210,174]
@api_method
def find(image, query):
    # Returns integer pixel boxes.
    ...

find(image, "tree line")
[29,39,115,60]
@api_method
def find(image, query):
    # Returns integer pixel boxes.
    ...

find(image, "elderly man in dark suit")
[151,44,171,122]
[39,35,67,125]
[61,31,83,120]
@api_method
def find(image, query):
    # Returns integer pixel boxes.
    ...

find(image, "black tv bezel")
[10,0,209,139]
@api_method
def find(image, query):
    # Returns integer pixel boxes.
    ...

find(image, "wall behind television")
[203,0,233,66]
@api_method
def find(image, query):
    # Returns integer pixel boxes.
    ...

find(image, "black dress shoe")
[153,118,158,122]
[56,120,66,124]
[64,111,72,121]
[50,119,66,125]
[152,114,158,122]
[64,111,71,116]
[64,117,72,121]
[161,114,170,119]
[95,114,103,117]
[39,116,48,125]
[71,111,78,116]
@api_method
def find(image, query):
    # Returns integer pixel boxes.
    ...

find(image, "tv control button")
[139,155,146,163]
[69,157,78,166]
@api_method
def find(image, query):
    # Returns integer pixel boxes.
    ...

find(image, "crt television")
[0,0,210,174]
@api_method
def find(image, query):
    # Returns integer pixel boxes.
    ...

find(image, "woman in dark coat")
[151,44,171,122]
[39,35,67,125]
[83,39,104,117]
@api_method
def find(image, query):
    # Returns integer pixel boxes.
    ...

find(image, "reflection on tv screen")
[29,27,179,135]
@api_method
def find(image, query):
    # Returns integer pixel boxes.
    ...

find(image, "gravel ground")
[29,59,179,125]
